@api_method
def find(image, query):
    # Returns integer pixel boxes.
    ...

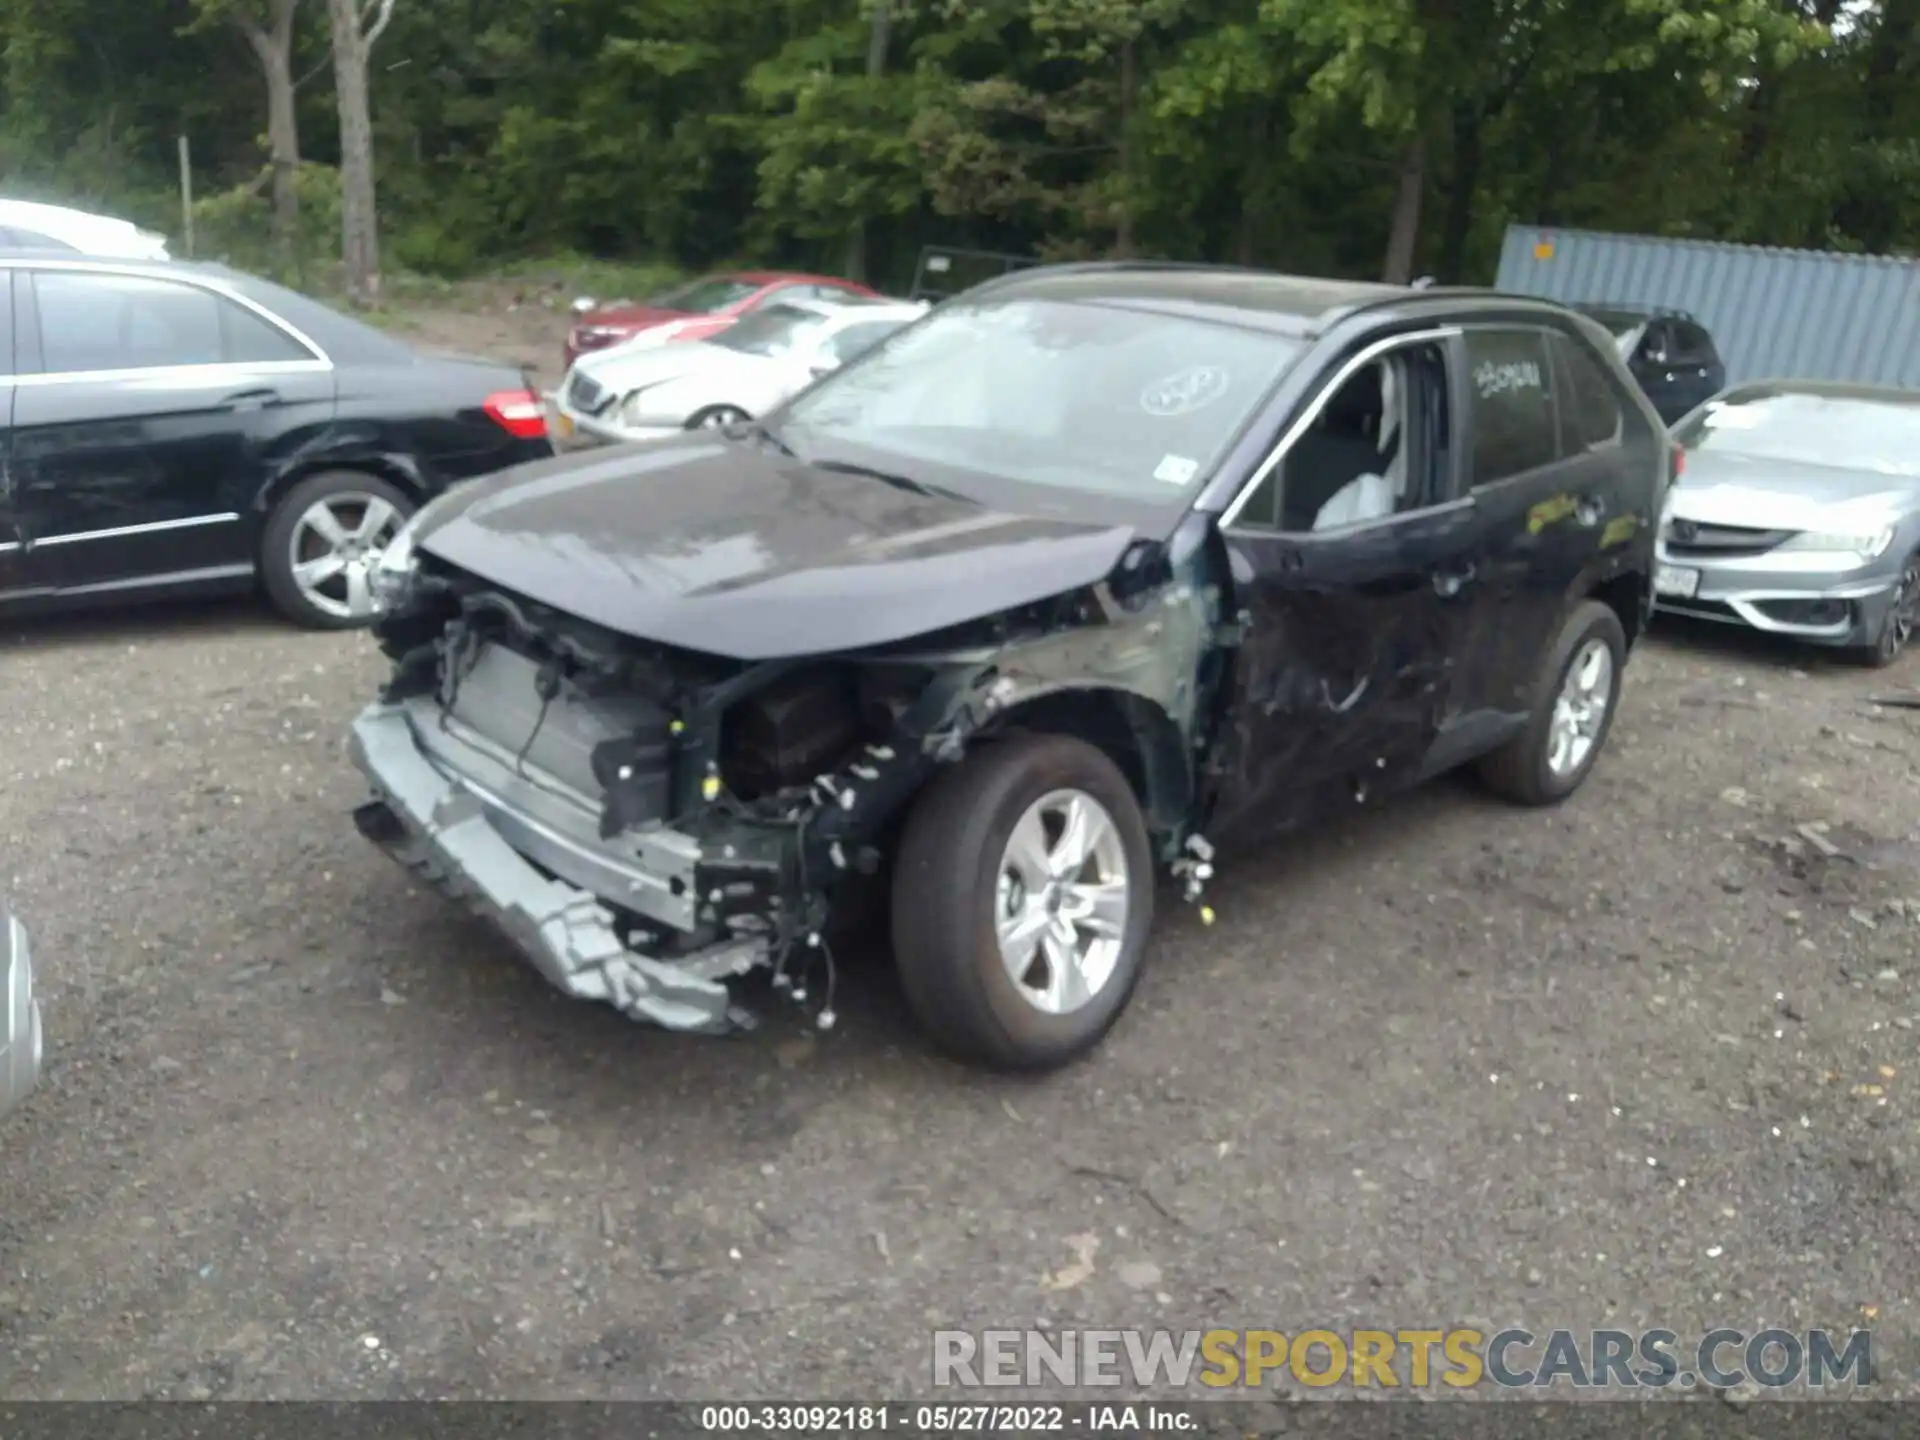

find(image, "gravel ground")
[4,600,1919,1402]
[5,296,1920,1404]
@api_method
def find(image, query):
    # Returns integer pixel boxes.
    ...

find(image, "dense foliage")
[1,0,1915,290]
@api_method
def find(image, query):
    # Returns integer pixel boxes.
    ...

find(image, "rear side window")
[1464,328,1559,484]
[1552,333,1624,452]
[220,298,314,363]
[33,271,311,373]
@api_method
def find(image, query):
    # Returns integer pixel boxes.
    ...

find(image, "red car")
[562,270,880,369]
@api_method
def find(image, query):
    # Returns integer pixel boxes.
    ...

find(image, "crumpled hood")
[1668,451,1920,532]
[411,435,1138,661]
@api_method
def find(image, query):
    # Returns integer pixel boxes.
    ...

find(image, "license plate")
[552,410,575,440]
[1654,563,1699,599]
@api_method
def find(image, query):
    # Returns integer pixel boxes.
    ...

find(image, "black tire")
[890,733,1155,1072]
[686,405,749,431]
[1475,599,1627,806]
[259,470,416,630]
[1848,552,1919,669]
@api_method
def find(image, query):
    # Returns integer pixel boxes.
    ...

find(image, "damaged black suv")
[347,262,1669,1070]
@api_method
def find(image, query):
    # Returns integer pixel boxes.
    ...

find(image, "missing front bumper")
[347,703,765,1034]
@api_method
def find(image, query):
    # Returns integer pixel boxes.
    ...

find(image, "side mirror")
[570,296,598,316]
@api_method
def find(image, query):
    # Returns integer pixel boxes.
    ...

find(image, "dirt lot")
[4,290,1920,1404]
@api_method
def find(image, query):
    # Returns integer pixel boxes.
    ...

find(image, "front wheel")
[1851,553,1919,669]
[1475,599,1627,806]
[890,734,1154,1071]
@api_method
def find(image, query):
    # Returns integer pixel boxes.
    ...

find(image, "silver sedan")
[1654,381,1920,666]
[3,909,43,1124]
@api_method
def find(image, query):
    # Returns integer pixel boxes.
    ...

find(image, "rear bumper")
[347,702,765,1034]
[3,911,44,1123]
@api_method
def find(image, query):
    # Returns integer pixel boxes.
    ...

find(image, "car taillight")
[1672,442,1686,478]
[484,390,548,440]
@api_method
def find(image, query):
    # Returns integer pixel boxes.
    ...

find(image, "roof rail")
[1577,299,1697,321]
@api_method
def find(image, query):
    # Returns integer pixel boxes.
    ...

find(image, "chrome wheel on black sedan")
[260,470,417,630]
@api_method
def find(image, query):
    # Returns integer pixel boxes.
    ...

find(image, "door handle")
[222,388,282,411]
[1432,562,1476,598]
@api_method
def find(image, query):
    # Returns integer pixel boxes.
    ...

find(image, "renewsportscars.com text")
[931,1327,1876,1391]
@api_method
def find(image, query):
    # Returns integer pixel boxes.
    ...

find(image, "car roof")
[1573,301,1700,324]
[968,261,1569,339]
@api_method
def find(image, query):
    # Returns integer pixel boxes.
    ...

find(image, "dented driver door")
[1206,495,1481,844]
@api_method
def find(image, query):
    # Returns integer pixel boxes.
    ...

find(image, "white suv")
[0,198,171,260]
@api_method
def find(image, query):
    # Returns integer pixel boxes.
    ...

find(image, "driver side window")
[1230,340,1451,533]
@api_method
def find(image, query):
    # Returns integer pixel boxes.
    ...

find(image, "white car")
[0,199,170,259]
[551,296,928,446]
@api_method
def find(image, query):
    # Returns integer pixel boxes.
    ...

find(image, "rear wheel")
[259,470,415,630]
[1476,599,1627,806]
[686,404,749,431]
[1851,552,1919,669]
[890,734,1154,1071]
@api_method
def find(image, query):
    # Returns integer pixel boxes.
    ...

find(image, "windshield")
[778,297,1302,501]
[1675,390,1920,478]
[709,304,827,357]
[647,276,760,314]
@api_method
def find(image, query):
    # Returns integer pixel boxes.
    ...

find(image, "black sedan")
[0,253,552,627]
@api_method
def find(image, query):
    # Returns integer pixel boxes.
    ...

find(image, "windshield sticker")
[1473,359,1542,398]
[1153,454,1199,486]
[1140,366,1230,417]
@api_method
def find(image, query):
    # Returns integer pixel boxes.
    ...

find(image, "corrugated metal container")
[1494,225,1920,390]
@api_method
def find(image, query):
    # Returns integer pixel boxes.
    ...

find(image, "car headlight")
[369,513,422,612]
[619,383,674,427]
[1779,526,1896,561]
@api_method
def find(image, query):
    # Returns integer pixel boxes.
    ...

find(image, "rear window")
[1675,390,1920,477]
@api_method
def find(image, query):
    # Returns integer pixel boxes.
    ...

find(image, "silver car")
[3,909,43,1123]
[1654,381,1920,666]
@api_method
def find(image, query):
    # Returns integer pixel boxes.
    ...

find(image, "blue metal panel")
[1494,225,1920,391]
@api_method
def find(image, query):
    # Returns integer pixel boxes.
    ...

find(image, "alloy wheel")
[993,788,1130,1016]
[1880,559,1919,663]
[287,493,405,622]
[1545,637,1614,779]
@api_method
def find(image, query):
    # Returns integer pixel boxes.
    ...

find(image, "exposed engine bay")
[347,538,1225,1035]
